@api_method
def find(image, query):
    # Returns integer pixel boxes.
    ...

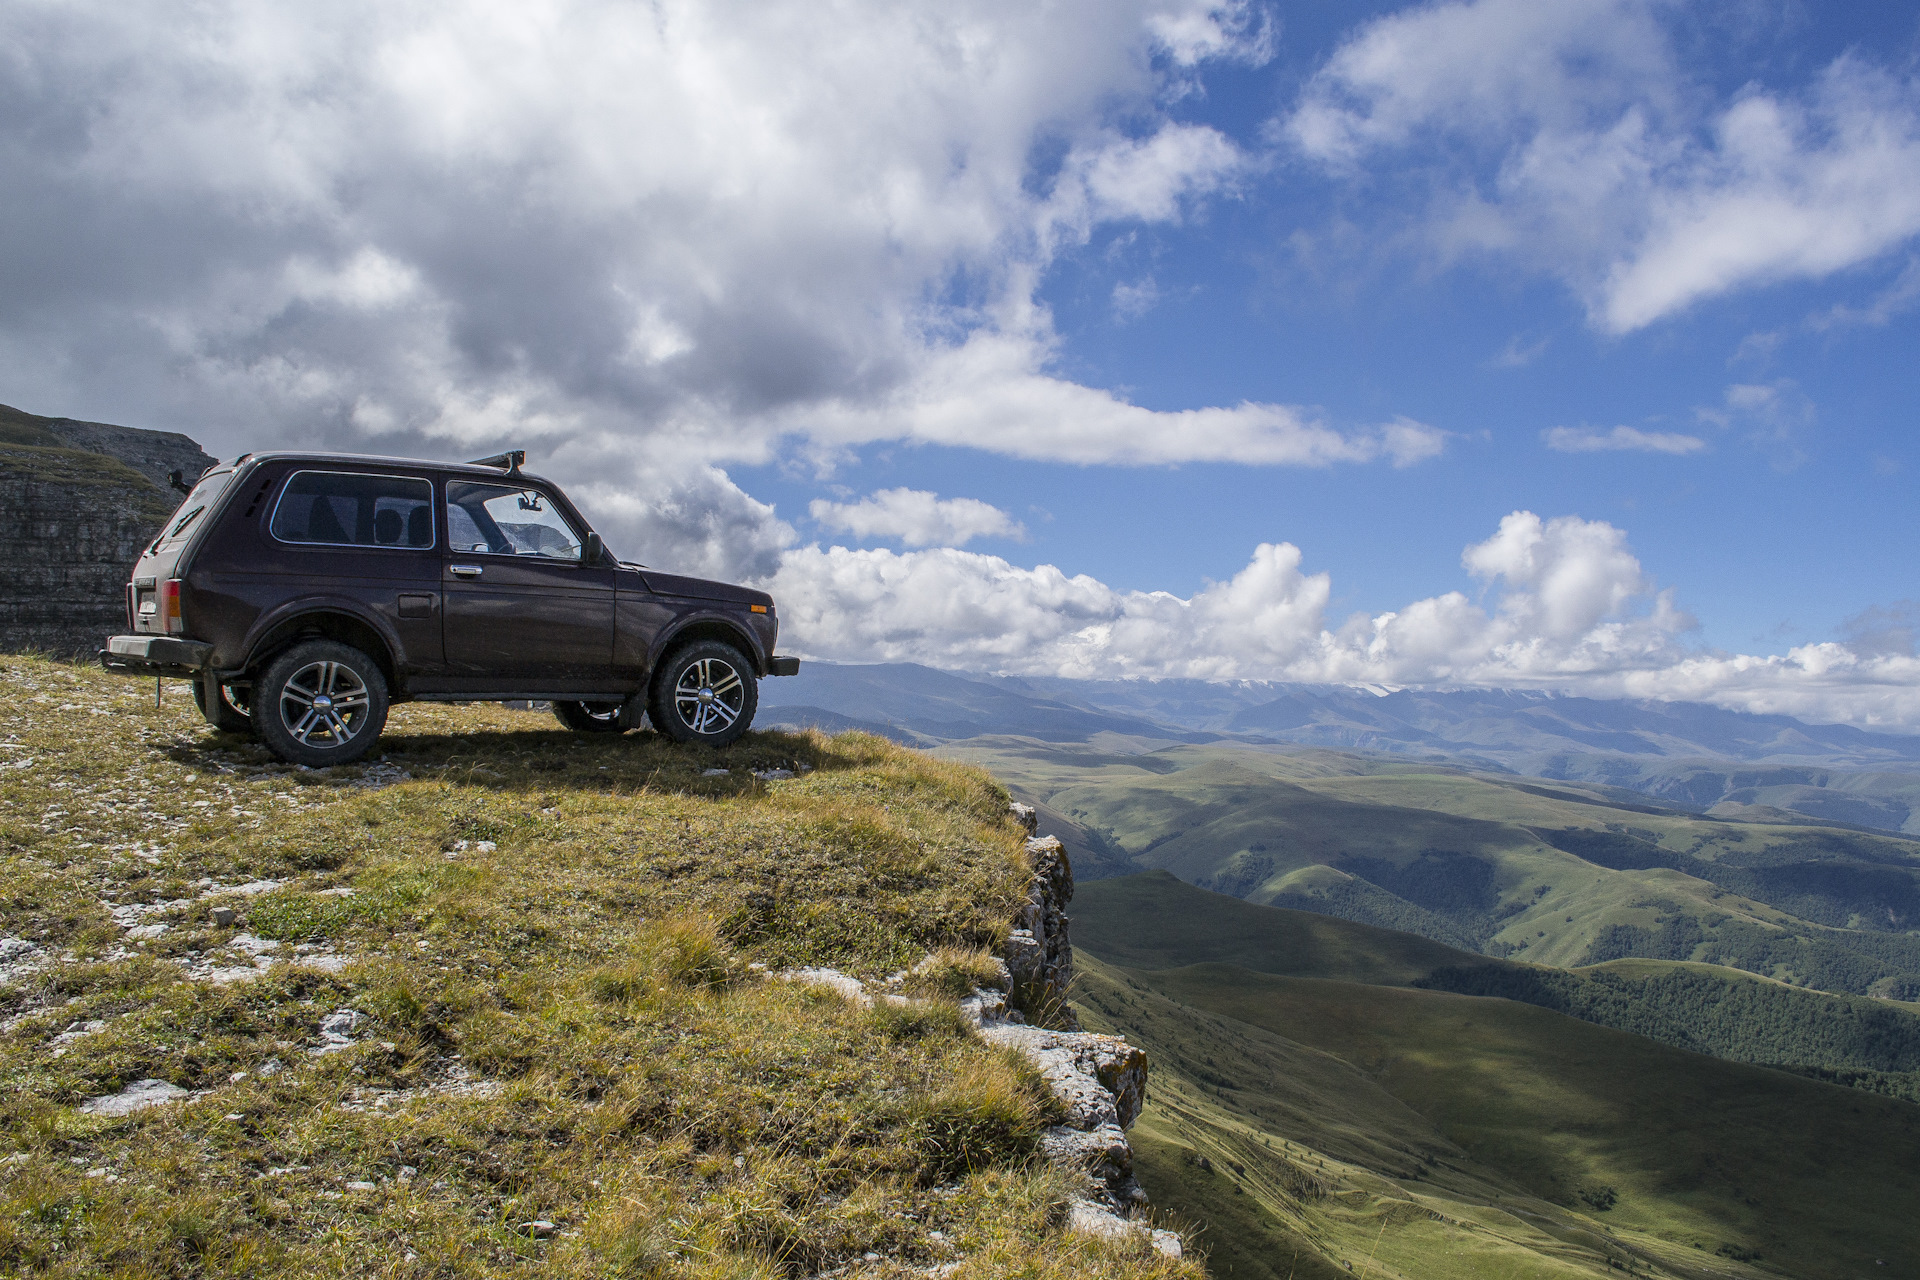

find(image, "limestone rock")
[79,1078,191,1116]
[1003,835,1076,1027]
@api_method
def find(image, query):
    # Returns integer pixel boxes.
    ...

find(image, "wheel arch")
[237,607,401,694]
[650,616,766,677]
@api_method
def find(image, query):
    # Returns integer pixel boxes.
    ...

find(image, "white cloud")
[810,488,1024,547]
[1808,255,1920,331]
[1598,65,1920,332]
[1286,0,1920,332]
[779,328,1449,466]
[1695,379,1814,469]
[0,0,1431,491]
[1111,277,1161,320]
[759,510,1920,728]
[1543,425,1706,455]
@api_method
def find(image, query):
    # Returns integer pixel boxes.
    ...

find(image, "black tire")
[552,700,627,733]
[253,640,389,767]
[193,677,254,735]
[648,641,757,747]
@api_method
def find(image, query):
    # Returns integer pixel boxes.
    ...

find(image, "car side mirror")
[584,531,604,565]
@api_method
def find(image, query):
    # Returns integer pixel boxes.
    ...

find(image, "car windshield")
[445,481,584,560]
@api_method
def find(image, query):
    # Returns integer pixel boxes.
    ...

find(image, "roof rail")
[468,449,525,476]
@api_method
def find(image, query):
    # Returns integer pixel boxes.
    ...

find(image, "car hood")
[636,569,772,607]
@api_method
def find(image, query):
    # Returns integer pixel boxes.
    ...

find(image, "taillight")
[161,579,183,634]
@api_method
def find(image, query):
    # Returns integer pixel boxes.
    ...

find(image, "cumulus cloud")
[810,489,1024,547]
[765,511,1620,688]
[1286,0,1920,331]
[1542,425,1706,455]
[0,0,1436,499]
[759,511,1919,728]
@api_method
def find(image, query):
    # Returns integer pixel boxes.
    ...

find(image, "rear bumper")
[768,656,801,678]
[98,635,214,679]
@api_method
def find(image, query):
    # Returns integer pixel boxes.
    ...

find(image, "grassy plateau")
[0,655,1198,1280]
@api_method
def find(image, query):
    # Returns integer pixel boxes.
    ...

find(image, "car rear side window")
[446,481,584,560]
[269,471,436,550]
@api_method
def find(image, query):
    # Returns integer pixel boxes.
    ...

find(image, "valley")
[1071,878,1920,1278]
[936,736,1920,1002]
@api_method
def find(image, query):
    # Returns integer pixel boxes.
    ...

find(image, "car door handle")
[450,564,483,578]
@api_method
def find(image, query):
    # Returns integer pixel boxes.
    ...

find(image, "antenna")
[468,450,525,476]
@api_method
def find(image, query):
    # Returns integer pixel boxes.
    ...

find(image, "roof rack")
[468,449,525,476]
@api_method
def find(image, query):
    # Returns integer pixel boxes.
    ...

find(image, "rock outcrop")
[985,803,1176,1257]
[22,410,218,493]
[1004,804,1077,1026]
[0,404,215,656]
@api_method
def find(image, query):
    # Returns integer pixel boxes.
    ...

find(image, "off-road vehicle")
[100,449,799,765]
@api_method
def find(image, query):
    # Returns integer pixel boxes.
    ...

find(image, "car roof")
[237,451,554,485]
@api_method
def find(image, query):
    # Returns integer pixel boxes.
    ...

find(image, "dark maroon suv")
[99,449,799,765]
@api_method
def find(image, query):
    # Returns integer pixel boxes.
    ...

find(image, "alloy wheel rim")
[672,657,744,734]
[279,660,371,747]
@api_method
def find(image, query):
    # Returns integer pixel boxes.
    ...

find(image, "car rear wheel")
[193,677,254,735]
[649,641,757,747]
[254,640,390,767]
[552,700,626,733]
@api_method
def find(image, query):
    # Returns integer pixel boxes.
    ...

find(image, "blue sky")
[2,0,1917,725]
[732,0,1920,657]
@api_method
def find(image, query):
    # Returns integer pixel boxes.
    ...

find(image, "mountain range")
[759,662,1920,834]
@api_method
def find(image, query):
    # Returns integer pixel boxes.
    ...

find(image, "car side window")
[269,471,435,549]
[445,481,584,561]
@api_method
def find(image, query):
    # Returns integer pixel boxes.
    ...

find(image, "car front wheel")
[649,641,757,747]
[254,640,390,766]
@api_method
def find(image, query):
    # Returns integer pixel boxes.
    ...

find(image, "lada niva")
[99,449,798,765]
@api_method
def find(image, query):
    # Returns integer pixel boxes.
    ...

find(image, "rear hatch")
[128,465,238,634]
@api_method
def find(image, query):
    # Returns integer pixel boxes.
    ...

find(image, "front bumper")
[768,656,801,677]
[98,635,214,679]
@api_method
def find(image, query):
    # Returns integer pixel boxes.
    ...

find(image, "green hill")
[956,738,1920,998]
[1077,956,1920,1279]
[1080,873,1920,1096]
[1415,959,1920,1103]
[1071,871,1482,985]
[1068,878,1920,1276]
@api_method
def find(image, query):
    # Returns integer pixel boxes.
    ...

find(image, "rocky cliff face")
[988,804,1178,1256]
[0,404,216,657]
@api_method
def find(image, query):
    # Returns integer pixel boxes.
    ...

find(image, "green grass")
[1099,962,1920,1279]
[0,438,172,505]
[0,656,1201,1279]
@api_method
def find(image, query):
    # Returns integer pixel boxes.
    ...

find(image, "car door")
[440,479,615,687]
[255,466,445,672]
